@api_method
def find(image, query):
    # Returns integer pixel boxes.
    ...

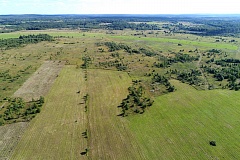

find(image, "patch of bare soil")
[13,61,64,101]
[0,122,29,160]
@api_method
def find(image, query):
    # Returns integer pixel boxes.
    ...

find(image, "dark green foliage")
[0,96,45,125]
[177,69,202,85]
[103,41,156,57]
[152,73,175,92]
[107,21,160,30]
[172,53,199,63]
[203,58,240,90]
[104,41,133,54]
[0,34,53,50]
[98,59,128,71]
[139,48,156,57]
[154,53,198,68]
[81,55,92,69]
[1,15,240,36]
[208,49,221,53]
[118,82,154,117]
[209,141,216,146]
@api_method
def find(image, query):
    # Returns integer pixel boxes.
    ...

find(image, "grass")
[86,69,144,159]
[0,30,105,39]
[11,66,88,160]
[111,35,238,50]
[128,80,240,159]
[0,122,28,160]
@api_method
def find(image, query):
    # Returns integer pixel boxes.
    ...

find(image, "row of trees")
[154,53,199,68]
[102,41,156,57]
[0,34,53,50]
[98,59,128,71]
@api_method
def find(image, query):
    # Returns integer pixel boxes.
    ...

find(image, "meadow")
[128,80,240,159]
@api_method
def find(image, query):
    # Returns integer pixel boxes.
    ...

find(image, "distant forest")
[1,14,240,36]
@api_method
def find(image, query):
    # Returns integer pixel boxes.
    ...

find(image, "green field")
[111,35,238,50]
[128,80,240,159]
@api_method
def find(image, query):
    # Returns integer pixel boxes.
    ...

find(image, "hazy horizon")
[0,0,239,15]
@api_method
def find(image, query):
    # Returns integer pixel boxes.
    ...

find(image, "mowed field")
[11,66,88,160]
[128,80,240,159]
[86,69,145,159]
[0,122,28,160]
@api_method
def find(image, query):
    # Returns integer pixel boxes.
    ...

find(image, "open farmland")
[1,14,240,160]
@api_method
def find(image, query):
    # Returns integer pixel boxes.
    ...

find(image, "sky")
[0,0,239,15]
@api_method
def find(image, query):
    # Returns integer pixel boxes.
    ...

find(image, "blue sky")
[0,0,239,15]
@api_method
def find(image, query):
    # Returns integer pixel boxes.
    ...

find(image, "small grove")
[118,80,154,117]
[0,96,44,126]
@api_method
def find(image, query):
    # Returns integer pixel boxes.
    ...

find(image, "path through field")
[197,51,209,90]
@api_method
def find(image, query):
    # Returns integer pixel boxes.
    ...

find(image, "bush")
[209,141,216,146]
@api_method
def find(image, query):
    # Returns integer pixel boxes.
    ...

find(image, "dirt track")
[13,61,64,101]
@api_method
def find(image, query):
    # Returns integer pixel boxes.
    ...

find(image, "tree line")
[0,34,53,50]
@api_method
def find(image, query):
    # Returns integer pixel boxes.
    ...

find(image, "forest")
[1,15,240,36]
